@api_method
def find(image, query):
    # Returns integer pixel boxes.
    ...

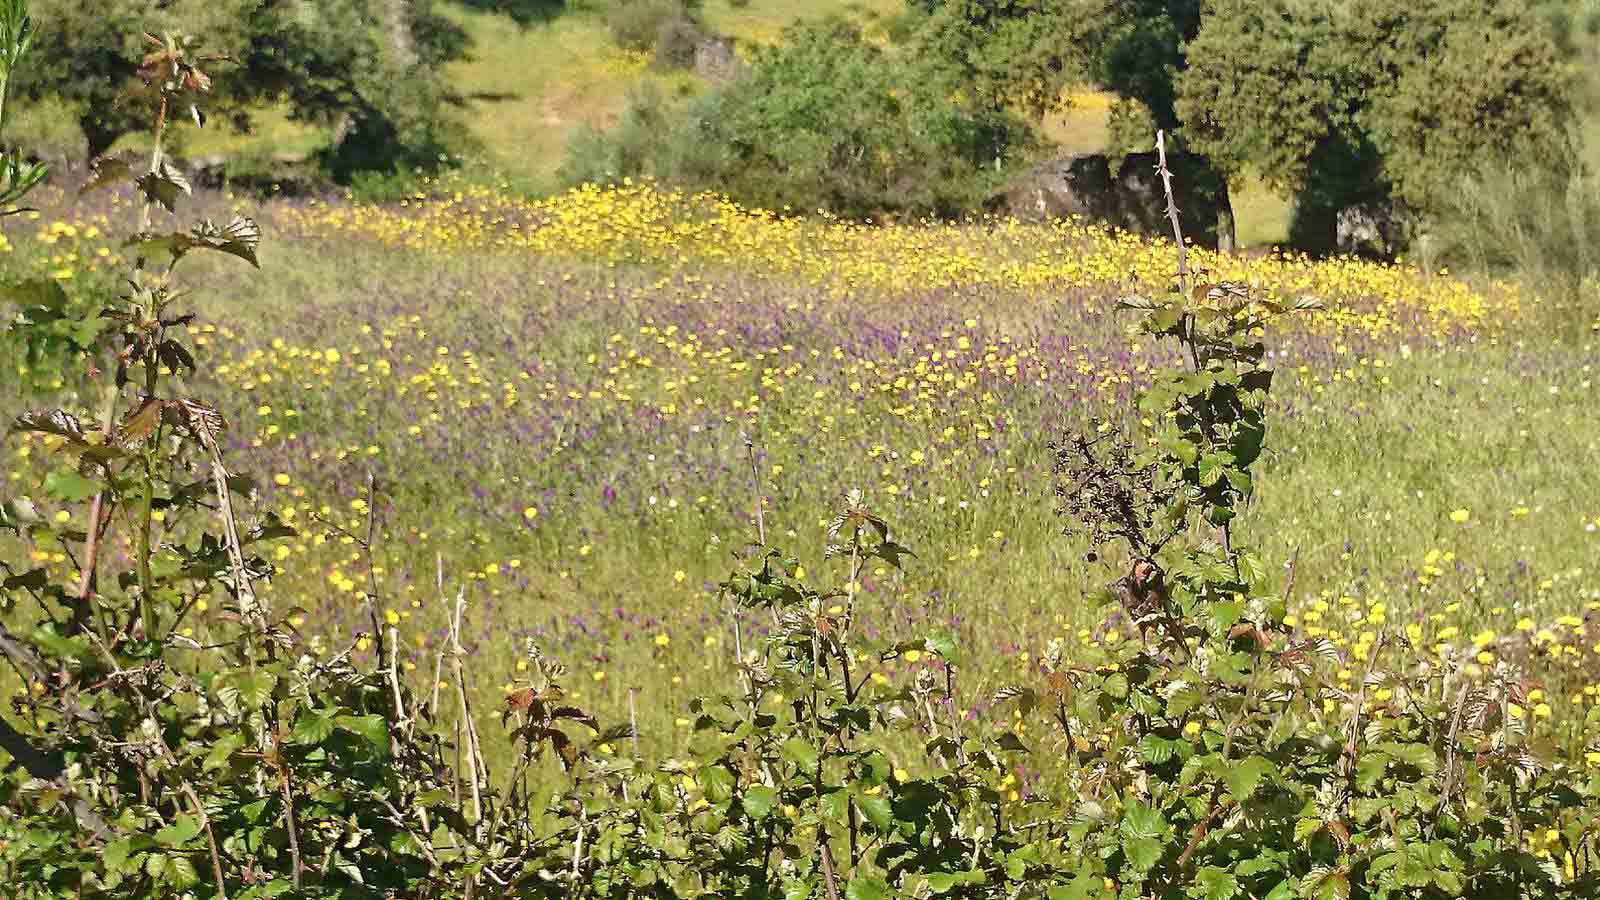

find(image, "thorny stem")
[278,746,304,888]
[1155,131,1190,293]
[1156,129,1240,569]
[73,387,118,624]
[448,586,487,833]
[842,526,862,865]
[362,471,386,666]
[745,433,766,545]
[183,783,228,900]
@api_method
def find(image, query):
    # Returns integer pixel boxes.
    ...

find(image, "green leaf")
[29,623,91,662]
[854,791,893,830]
[336,714,390,752]
[701,764,736,804]
[81,154,136,195]
[1355,752,1390,791]
[741,784,778,820]
[924,629,959,661]
[136,160,191,213]
[1301,868,1351,900]
[291,711,336,746]
[43,468,99,503]
[1124,837,1164,872]
[1293,818,1322,845]
[144,852,168,879]
[926,870,988,892]
[165,854,200,889]
[1050,870,1109,900]
[203,733,245,773]
[1121,798,1167,840]
[103,838,134,873]
[1103,673,1129,699]
[219,670,278,710]
[1198,866,1240,900]
[1237,855,1281,878]
[1208,601,1242,634]
[1237,553,1269,587]
[1223,755,1277,801]
[1382,742,1439,774]
[781,737,819,771]
[845,876,889,900]
[1119,798,1168,871]
[154,815,200,848]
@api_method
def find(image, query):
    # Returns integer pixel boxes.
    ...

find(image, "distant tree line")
[8,0,1580,252]
[578,0,1577,254]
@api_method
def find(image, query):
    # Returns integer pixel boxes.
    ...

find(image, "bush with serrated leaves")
[0,14,608,899]
[1029,142,1600,900]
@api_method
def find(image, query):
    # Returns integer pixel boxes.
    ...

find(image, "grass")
[7,179,1598,763]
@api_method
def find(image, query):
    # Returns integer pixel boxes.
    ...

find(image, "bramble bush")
[4,7,1600,899]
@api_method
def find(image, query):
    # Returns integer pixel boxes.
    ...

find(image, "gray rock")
[1334,202,1404,259]
[693,36,743,84]
[990,151,1222,247]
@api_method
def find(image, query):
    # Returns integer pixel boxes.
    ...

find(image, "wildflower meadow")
[6,175,1599,756]
[3,10,1600,889]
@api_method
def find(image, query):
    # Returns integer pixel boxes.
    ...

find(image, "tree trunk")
[1216,174,1237,254]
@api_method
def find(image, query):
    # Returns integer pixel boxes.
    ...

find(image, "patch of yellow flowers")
[283,180,1522,340]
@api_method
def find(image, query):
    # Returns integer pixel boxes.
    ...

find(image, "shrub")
[1179,0,1574,253]
[605,0,695,51]
[1430,162,1600,296]
[653,13,704,69]
[16,0,470,172]
[565,18,1034,220]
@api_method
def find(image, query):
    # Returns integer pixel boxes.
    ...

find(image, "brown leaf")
[1327,819,1351,848]
[118,398,166,446]
[13,408,86,440]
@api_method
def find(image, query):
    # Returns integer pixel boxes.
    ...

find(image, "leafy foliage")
[563,18,1032,220]
[1041,137,1600,900]
[0,17,553,899]
[606,0,702,53]
[13,0,468,176]
[1178,0,1573,250]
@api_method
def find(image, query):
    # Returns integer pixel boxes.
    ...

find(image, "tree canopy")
[1178,0,1572,247]
[14,0,468,173]
[912,0,1574,251]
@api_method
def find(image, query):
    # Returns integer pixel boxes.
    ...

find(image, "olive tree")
[1177,0,1573,251]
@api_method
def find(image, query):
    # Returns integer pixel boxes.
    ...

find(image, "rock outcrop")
[990,151,1223,247]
